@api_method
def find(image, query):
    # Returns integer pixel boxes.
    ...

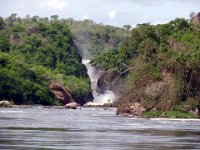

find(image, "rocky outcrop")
[0,100,11,107]
[65,102,79,109]
[116,102,146,116]
[97,70,117,93]
[71,92,93,106]
[50,83,73,105]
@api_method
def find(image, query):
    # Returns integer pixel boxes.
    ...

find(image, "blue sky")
[0,0,199,27]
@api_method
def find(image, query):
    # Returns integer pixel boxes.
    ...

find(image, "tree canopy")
[92,13,200,114]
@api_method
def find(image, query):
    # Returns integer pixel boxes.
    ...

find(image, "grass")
[163,110,197,119]
[144,110,162,118]
[144,110,197,119]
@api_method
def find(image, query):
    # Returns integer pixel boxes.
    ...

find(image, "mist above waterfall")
[82,59,116,105]
[72,23,127,105]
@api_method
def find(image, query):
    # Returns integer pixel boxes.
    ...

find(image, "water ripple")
[0,107,200,150]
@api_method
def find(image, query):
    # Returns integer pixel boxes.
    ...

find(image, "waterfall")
[82,59,116,105]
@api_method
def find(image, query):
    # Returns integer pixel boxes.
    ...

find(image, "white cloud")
[47,0,68,10]
[108,11,116,19]
[105,0,199,5]
[151,19,162,25]
[17,2,25,9]
[82,14,89,20]
[10,0,25,16]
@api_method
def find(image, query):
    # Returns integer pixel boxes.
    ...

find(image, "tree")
[25,15,30,22]
[10,13,17,21]
[0,17,5,30]
[0,30,10,52]
[123,25,131,30]
[51,15,59,21]
[189,12,195,19]
[44,17,49,22]
[169,18,189,31]
[32,15,40,22]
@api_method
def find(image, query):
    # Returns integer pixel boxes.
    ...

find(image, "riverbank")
[1,104,115,109]
[115,102,200,119]
[1,104,199,119]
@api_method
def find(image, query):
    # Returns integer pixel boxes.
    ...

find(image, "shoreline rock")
[116,102,146,116]
[50,83,74,105]
[0,100,12,107]
[65,102,79,109]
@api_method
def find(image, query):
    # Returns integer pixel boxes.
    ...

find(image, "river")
[0,107,200,150]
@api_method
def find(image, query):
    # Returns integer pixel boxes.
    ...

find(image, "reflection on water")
[0,107,200,150]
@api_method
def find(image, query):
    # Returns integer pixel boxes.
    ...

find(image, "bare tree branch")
[111,67,133,86]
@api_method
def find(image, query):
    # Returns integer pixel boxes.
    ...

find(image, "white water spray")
[82,59,116,105]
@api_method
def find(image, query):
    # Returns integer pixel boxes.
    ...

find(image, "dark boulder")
[65,102,79,109]
[97,70,117,93]
[71,92,93,106]
[50,83,74,105]
[0,100,11,107]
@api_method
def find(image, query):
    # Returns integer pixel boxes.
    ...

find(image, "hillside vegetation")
[92,12,200,117]
[0,14,129,105]
[0,15,92,105]
[65,19,130,58]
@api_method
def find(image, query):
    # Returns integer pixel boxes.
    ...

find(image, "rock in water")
[116,102,146,116]
[65,102,79,109]
[50,83,73,105]
[130,103,146,116]
[0,100,11,107]
[116,106,130,115]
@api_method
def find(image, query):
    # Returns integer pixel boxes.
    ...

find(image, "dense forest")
[0,14,128,105]
[0,14,93,105]
[92,12,200,118]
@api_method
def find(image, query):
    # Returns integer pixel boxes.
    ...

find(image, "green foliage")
[91,48,125,71]
[162,111,196,118]
[144,110,162,118]
[0,52,57,105]
[169,18,190,32]
[63,76,91,103]
[93,15,200,116]
[123,25,131,31]
[0,17,6,30]
[144,63,161,81]
[144,110,196,118]
[0,27,10,52]
[0,15,92,105]
[64,19,130,58]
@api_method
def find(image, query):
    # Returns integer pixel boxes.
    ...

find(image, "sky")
[0,0,199,27]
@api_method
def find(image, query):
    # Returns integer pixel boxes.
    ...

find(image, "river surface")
[0,107,200,150]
